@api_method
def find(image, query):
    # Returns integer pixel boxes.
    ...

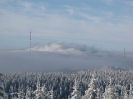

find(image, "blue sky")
[0,0,133,51]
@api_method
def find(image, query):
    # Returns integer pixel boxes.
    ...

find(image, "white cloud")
[66,6,74,15]
[102,0,113,4]
[0,0,15,3]
[123,1,133,7]
[21,2,33,10]
[68,8,74,15]
[0,7,133,51]
[30,43,85,55]
[1,47,133,71]
[40,5,45,10]
[101,11,114,19]
[79,13,103,24]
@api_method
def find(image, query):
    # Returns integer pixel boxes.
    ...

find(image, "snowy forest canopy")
[1,68,133,99]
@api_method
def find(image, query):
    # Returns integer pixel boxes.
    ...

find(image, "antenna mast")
[124,48,125,59]
[30,29,31,51]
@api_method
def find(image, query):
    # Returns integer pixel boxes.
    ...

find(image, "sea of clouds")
[0,43,133,72]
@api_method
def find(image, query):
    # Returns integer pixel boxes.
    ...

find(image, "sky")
[0,0,133,71]
[0,0,133,51]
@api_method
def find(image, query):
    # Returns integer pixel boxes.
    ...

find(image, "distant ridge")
[101,66,128,71]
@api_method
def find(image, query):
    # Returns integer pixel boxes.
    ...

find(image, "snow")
[1,69,133,99]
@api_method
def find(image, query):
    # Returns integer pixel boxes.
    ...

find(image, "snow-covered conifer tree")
[71,79,81,99]
[103,77,121,99]
[82,74,97,99]
[33,79,50,99]
[26,87,32,99]
[49,87,54,99]
[0,73,8,99]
